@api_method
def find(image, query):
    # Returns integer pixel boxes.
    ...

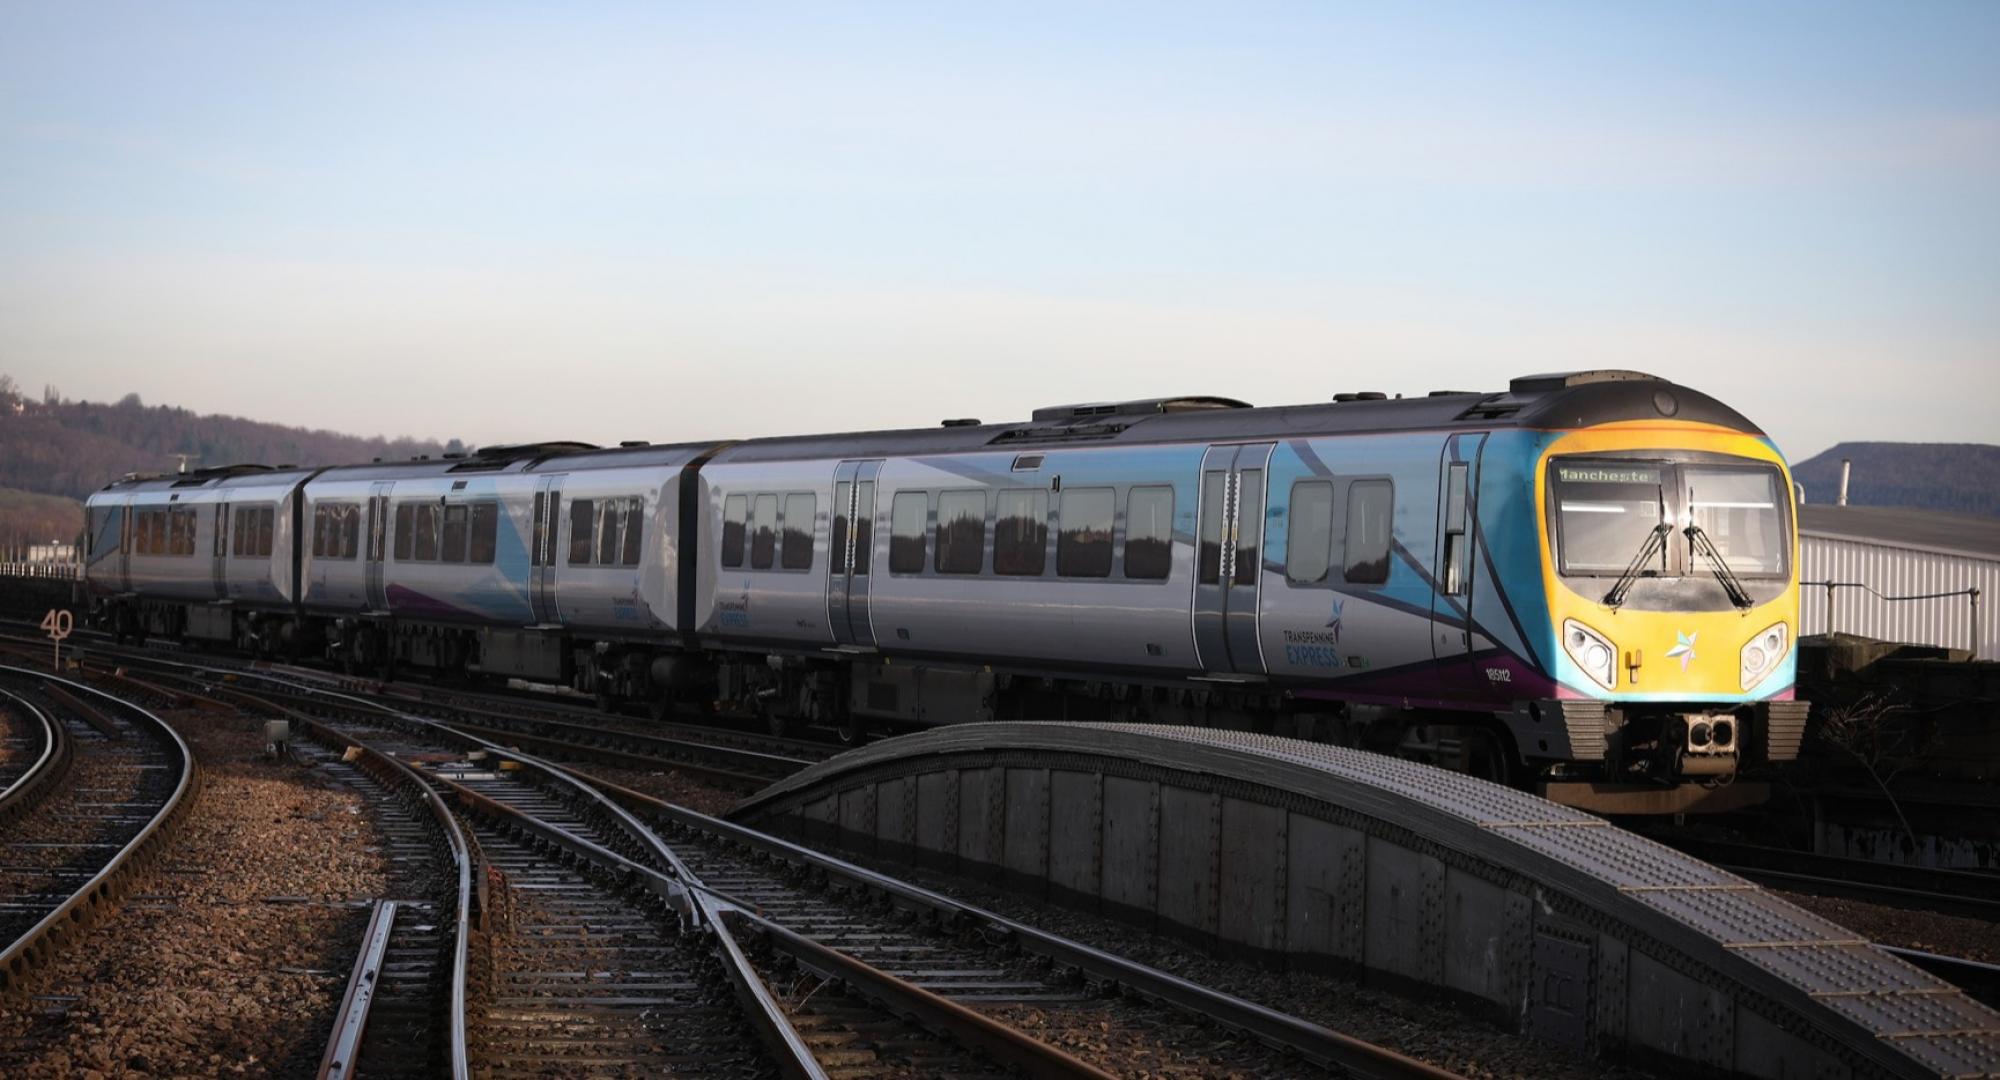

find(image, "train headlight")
[1740,622,1788,690]
[1562,619,1618,691]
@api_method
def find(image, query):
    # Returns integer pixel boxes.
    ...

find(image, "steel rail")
[727,910,1121,1080]
[436,717,783,789]
[573,765,1467,1080]
[223,686,478,1080]
[0,665,197,997]
[230,675,832,1080]
[0,690,68,831]
[220,664,1464,1080]
[232,671,1133,1080]
[318,899,398,1080]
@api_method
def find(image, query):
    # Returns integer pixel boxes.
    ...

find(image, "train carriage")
[83,465,314,645]
[83,370,1805,811]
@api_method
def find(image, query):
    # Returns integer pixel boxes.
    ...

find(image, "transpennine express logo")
[1666,630,1697,673]
[1325,597,1344,642]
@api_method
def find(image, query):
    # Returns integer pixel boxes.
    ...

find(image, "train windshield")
[1550,461,1668,575]
[1683,466,1787,576]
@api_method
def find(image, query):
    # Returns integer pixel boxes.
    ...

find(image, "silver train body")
[83,371,1808,811]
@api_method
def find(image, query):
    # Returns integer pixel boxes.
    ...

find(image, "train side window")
[1286,481,1334,584]
[993,489,1048,576]
[889,492,927,574]
[257,508,274,558]
[721,494,747,568]
[1124,485,1174,580]
[597,499,621,566]
[413,503,439,562]
[311,506,325,558]
[853,481,873,576]
[230,508,242,557]
[394,504,414,561]
[342,504,362,559]
[1344,480,1393,585]
[469,502,498,564]
[750,493,778,570]
[442,504,469,564]
[1198,472,1225,584]
[1058,487,1115,577]
[620,497,643,566]
[569,499,595,565]
[782,492,815,570]
[832,483,851,571]
[531,492,546,567]
[934,489,985,575]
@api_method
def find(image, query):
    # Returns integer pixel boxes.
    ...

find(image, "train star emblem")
[1325,597,1344,642]
[1666,630,1697,672]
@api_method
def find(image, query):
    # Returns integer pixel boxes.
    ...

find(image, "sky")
[1,2,1995,464]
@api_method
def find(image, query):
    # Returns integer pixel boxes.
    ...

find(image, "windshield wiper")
[1603,522,1671,608]
[1684,524,1755,609]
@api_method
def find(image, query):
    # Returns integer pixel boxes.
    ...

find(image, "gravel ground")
[573,763,742,817]
[0,710,391,1078]
[1778,891,2000,963]
[832,855,1658,1080]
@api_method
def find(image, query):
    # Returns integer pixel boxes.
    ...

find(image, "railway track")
[0,666,196,1006]
[277,705,475,1080]
[202,666,1465,1078]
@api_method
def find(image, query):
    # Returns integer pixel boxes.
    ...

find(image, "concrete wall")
[736,724,2000,1080]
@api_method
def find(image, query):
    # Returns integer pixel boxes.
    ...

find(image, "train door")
[1192,442,1276,675]
[529,477,564,624]
[1429,434,1486,695]
[116,505,131,593]
[827,460,882,647]
[211,500,229,598]
[364,482,393,611]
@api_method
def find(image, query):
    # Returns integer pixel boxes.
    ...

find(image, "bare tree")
[1812,692,1937,850]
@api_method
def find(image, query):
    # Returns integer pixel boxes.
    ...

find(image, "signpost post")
[40,608,72,671]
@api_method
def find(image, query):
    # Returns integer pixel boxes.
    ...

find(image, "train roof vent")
[474,440,599,459]
[1508,370,1661,394]
[1029,396,1249,423]
[449,441,600,471]
[988,422,1129,446]
[1456,393,1528,421]
[619,440,650,448]
[940,418,982,427]
[1331,391,1388,403]
[171,463,274,486]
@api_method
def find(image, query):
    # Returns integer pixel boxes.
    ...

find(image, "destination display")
[1556,464,1663,485]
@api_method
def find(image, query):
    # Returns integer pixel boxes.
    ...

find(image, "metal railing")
[0,563,78,581]
[1803,580,1982,658]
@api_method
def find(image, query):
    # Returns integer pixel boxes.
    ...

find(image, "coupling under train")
[82,370,1806,813]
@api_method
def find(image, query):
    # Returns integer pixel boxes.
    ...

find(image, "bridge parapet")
[732,723,2000,1080]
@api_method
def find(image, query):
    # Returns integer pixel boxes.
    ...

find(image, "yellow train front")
[1483,378,1804,813]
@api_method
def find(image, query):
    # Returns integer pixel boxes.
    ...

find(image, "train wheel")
[647,694,672,723]
[763,705,789,738]
[836,711,866,746]
[1463,731,1516,787]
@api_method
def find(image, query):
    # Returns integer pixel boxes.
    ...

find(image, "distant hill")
[0,488,85,548]
[0,375,457,545]
[1792,443,2000,518]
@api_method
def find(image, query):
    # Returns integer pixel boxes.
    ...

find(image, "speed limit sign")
[41,609,73,669]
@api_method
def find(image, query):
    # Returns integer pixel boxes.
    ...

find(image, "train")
[81,369,1806,813]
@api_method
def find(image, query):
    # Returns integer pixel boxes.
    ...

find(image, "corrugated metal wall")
[1798,536,1995,659]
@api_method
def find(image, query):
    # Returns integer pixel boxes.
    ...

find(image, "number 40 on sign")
[41,609,73,669]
